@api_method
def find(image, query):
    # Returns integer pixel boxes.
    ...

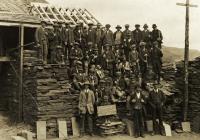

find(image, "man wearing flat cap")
[78,80,95,136]
[151,24,163,49]
[86,22,97,49]
[102,24,114,50]
[142,24,151,50]
[95,23,104,55]
[123,24,132,58]
[132,24,143,51]
[35,20,48,64]
[148,83,166,135]
[127,84,146,138]
[113,25,124,47]
[63,22,74,60]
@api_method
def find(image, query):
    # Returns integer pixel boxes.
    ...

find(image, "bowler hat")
[125,24,129,27]
[116,25,122,29]
[105,24,111,28]
[143,24,148,28]
[152,24,157,28]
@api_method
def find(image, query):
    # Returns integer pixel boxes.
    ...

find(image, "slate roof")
[0,0,47,25]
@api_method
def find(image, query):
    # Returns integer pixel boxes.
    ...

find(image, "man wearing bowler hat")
[35,20,48,64]
[132,24,142,49]
[78,80,95,137]
[151,24,163,49]
[142,24,151,50]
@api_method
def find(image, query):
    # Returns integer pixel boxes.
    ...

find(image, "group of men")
[35,21,165,138]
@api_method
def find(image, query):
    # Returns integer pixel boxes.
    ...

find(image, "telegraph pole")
[176,0,198,121]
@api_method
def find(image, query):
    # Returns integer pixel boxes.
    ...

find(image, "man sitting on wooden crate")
[78,81,96,137]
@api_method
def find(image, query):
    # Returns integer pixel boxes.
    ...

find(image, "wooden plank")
[146,120,153,132]
[71,117,80,137]
[0,56,11,62]
[58,120,68,139]
[97,104,117,117]
[163,123,172,136]
[37,121,46,140]
[182,122,191,132]
[176,3,198,7]
[19,25,24,122]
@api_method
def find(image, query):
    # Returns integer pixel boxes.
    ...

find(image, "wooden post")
[176,0,198,121]
[183,0,189,122]
[19,25,24,122]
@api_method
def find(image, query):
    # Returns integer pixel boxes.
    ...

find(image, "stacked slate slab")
[23,50,79,137]
[176,57,200,132]
[161,63,183,124]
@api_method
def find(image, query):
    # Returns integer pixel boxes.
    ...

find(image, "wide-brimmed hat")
[143,24,148,28]
[97,23,101,26]
[116,25,122,29]
[41,20,47,24]
[152,24,157,28]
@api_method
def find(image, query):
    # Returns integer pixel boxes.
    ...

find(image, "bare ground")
[0,111,200,140]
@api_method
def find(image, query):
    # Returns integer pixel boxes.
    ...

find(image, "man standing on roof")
[35,21,48,64]
[113,25,124,49]
[142,24,151,51]
[86,22,97,49]
[102,24,114,50]
[123,24,132,59]
[132,24,142,50]
[95,23,104,55]
[151,24,163,49]
[63,22,74,60]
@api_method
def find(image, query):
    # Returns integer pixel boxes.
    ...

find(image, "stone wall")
[23,50,79,137]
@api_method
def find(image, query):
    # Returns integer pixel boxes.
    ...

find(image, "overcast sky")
[47,0,200,50]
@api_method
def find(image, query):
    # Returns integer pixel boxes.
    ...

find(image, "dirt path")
[0,111,31,140]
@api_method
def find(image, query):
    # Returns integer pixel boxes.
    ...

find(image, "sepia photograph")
[0,0,200,140]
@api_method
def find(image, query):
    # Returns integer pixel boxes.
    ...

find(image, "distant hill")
[162,46,200,64]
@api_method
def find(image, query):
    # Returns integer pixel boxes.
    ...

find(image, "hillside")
[162,46,200,64]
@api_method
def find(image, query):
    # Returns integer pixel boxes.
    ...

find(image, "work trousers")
[152,62,161,83]
[133,109,144,137]
[152,105,164,134]
[80,112,93,134]
[39,40,48,64]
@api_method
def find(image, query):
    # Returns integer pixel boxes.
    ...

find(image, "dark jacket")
[150,47,163,64]
[86,28,96,44]
[63,27,74,45]
[141,29,151,43]
[151,29,163,43]
[102,29,114,46]
[132,29,142,44]
[149,89,166,108]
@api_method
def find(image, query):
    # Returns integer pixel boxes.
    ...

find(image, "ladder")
[30,2,101,26]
